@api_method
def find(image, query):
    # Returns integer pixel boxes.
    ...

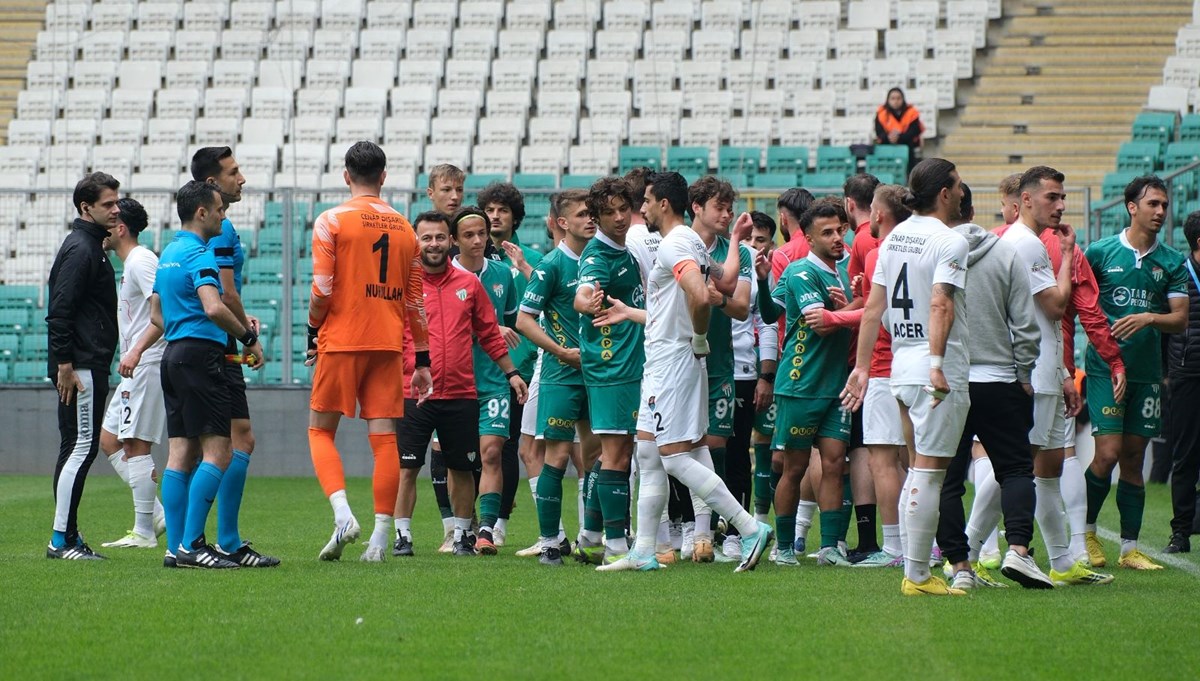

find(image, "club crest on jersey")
[1152,266,1164,281]
[455,288,468,301]
[492,284,504,298]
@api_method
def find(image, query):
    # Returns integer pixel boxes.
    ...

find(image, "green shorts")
[537,382,588,441]
[707,377,736,438]
[753,399,777,436]
[478,391,512,439]
[586,381,639,435]
[1087,376,1161,438]
[771,395,850,452]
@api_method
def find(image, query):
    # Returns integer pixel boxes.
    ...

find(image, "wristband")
[691,333,710,355]
[929,355,944,369]
[306,324,320,351]
[505,369,520,380]
[239,330,258,347]
[415,350,431,368]
[760,372,775,383]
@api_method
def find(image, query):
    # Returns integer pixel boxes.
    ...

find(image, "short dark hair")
[777,187,814,223]
[427,164,464,188]
[645,171,689,217]
[800,197,848,234]
[1018,165,1065,196]
[903,158,958,214]
[477,182,526,229]
[1184,211,1200,252]
[72,172,120,215]
[345,141,386,185]
[450,206,488,238]
[1124,175,1169,208]
[190,146,233,182]
[687,175,736,219]
[874,184,912,225]
[843,173,880,210]
[750,210,776,239]
[959,182,974,222]
[998,173,1022,198]
[413,210,451,233]
[555,189,589,218]
[116,197,148,236]
[176,180,221,224]
[546,191,561,221]
[587,176,635,218]
[624,167,651,210]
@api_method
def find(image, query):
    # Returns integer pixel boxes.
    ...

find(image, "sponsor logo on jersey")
[789,425,817,436]
[617,267,628,276]
[1106,266,1124,273]
[1112,286,1153,308]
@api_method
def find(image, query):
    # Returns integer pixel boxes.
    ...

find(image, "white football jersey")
[873,214,970,390]
[118,245,166,363]
[1000,220,1063,395]
[645,224,711,367]
[626,222,662,284]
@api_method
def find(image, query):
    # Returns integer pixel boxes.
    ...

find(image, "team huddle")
[45,142,1190,595]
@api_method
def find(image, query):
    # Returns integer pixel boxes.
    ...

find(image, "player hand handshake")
[840,366,868,412]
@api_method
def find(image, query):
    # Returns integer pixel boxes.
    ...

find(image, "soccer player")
[46,172,122,560]
[305,143,430,562]
[516,189,598,566]
[570,177,646,564]
[686,175,753,562]
[600,171,773,573]
[624,167,662,283]
[98,198,167,548]
[842,158,970,596]
[1084,175,1188,570]
[757,201,854,567]
[770,187,817,279]
[449,206,523,554]
[153,181,265,569]
[935,184,1059,589]
[394,212,527,556]
[190,146,277,567]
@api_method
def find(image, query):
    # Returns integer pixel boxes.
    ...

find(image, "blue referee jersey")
[155,230,226,344]
[208,218,244,294]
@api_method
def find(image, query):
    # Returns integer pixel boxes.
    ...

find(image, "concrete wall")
[0,386,379,476]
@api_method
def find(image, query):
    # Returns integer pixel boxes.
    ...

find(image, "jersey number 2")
[891,263,914,320]
[372,233,390,284]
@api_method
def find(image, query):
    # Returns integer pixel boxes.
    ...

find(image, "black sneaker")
[176,542,240,569]
[558,537,572,557]
[846,550,873,564]
[393,534,414,557]
[1165,533,1191,554]
[452,536,477,556]
[218,542,280,567]
[539,546,564,566]
[163,551,177,568]
[46,542,105,560]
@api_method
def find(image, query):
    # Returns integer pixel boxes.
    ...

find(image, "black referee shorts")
[223,337,251,420]
[398,398,480,471]
[162,339,232,439]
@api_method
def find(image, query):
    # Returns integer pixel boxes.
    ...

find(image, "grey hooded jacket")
[952,223,1040,384]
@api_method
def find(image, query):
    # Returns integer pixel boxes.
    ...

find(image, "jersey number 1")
[891,263,914,320]
[372,233,389,284]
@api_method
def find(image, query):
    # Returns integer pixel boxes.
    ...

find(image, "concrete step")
[959,107,1142,126]
[968,94,1146,107]
[1011,4,1193,16]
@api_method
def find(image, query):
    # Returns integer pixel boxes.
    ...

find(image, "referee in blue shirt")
[149,180,266,569]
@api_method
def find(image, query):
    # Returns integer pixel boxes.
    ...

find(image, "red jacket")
[992,225,1124,378]
[403,266,508,400]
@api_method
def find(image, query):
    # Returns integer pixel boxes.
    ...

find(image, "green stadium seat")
[156,228,176,253]
[0,308,30,330]
[312,202,339,218]
[720,171,750,189]
[466,174,507,190]
[409,197,434,215]
[815,146,856,176]
[1165,142,1200,171]
[750,172,799,188]
[522,227,553,254]
[20,333,47,360]
[0,359,9,382]
[294,257,314,283]
[1116,141,1161,174]
[718,146,762,175]
[865,145,908,178]
[513,173,558,190]
[241,283,284,308]
[802,172,850,191]
[245,256,285,284]
[666,147,709,176]
[765,147,809,175]
[618,146,662,173]
[1181,115,1200,143]
[0,285,40,307]
[264,201,310,231]
[1102,171,1139,199]
[1131,112,1176,148]
[12,360,48,384]
[0,332,19,356]
[560,174,600,189]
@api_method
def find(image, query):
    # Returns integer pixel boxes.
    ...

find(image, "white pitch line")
[1095,526,1200,578]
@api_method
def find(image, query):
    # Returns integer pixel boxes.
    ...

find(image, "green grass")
[2,474,1198,680]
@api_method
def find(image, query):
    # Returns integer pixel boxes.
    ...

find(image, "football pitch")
[2,474,1198,680]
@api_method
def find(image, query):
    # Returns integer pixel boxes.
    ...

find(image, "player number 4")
[891,263,914,321]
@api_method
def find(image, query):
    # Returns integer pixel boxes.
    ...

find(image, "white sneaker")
[681,522,696,560]
[514,541,543,557]
[716,534,741,563]
[318,516,361,561]
[360,545,386,562]
[102,531,156,548]
[999,549,1055,589]
[153,510,166,538]
[669,521,683,550]
[950,569,977,590]
[437,529,455,554]
[493,526,506,547]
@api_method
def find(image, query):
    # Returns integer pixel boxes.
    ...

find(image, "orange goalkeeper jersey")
[310,195,429,354]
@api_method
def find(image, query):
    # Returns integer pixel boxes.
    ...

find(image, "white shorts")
[891,384,970,458]
[863,377,905,446]
[520,365,540,437]
[102,361,165,445]
[637,351,708,446]
[1030,393,1069,449]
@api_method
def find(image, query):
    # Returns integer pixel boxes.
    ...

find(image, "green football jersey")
[520,242,584,386]
[461,257,518,396]
[705,236,754,382]
[496,232,544,382]
[577,232,645,385]
[1085,231,1188,382]
[770,255,850,398]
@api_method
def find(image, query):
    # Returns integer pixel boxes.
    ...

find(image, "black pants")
[53,367,109,544]
[725,379,757,517]
[500,387,523,519]
[1168,376,1200,536]
[938,381,1036,564]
